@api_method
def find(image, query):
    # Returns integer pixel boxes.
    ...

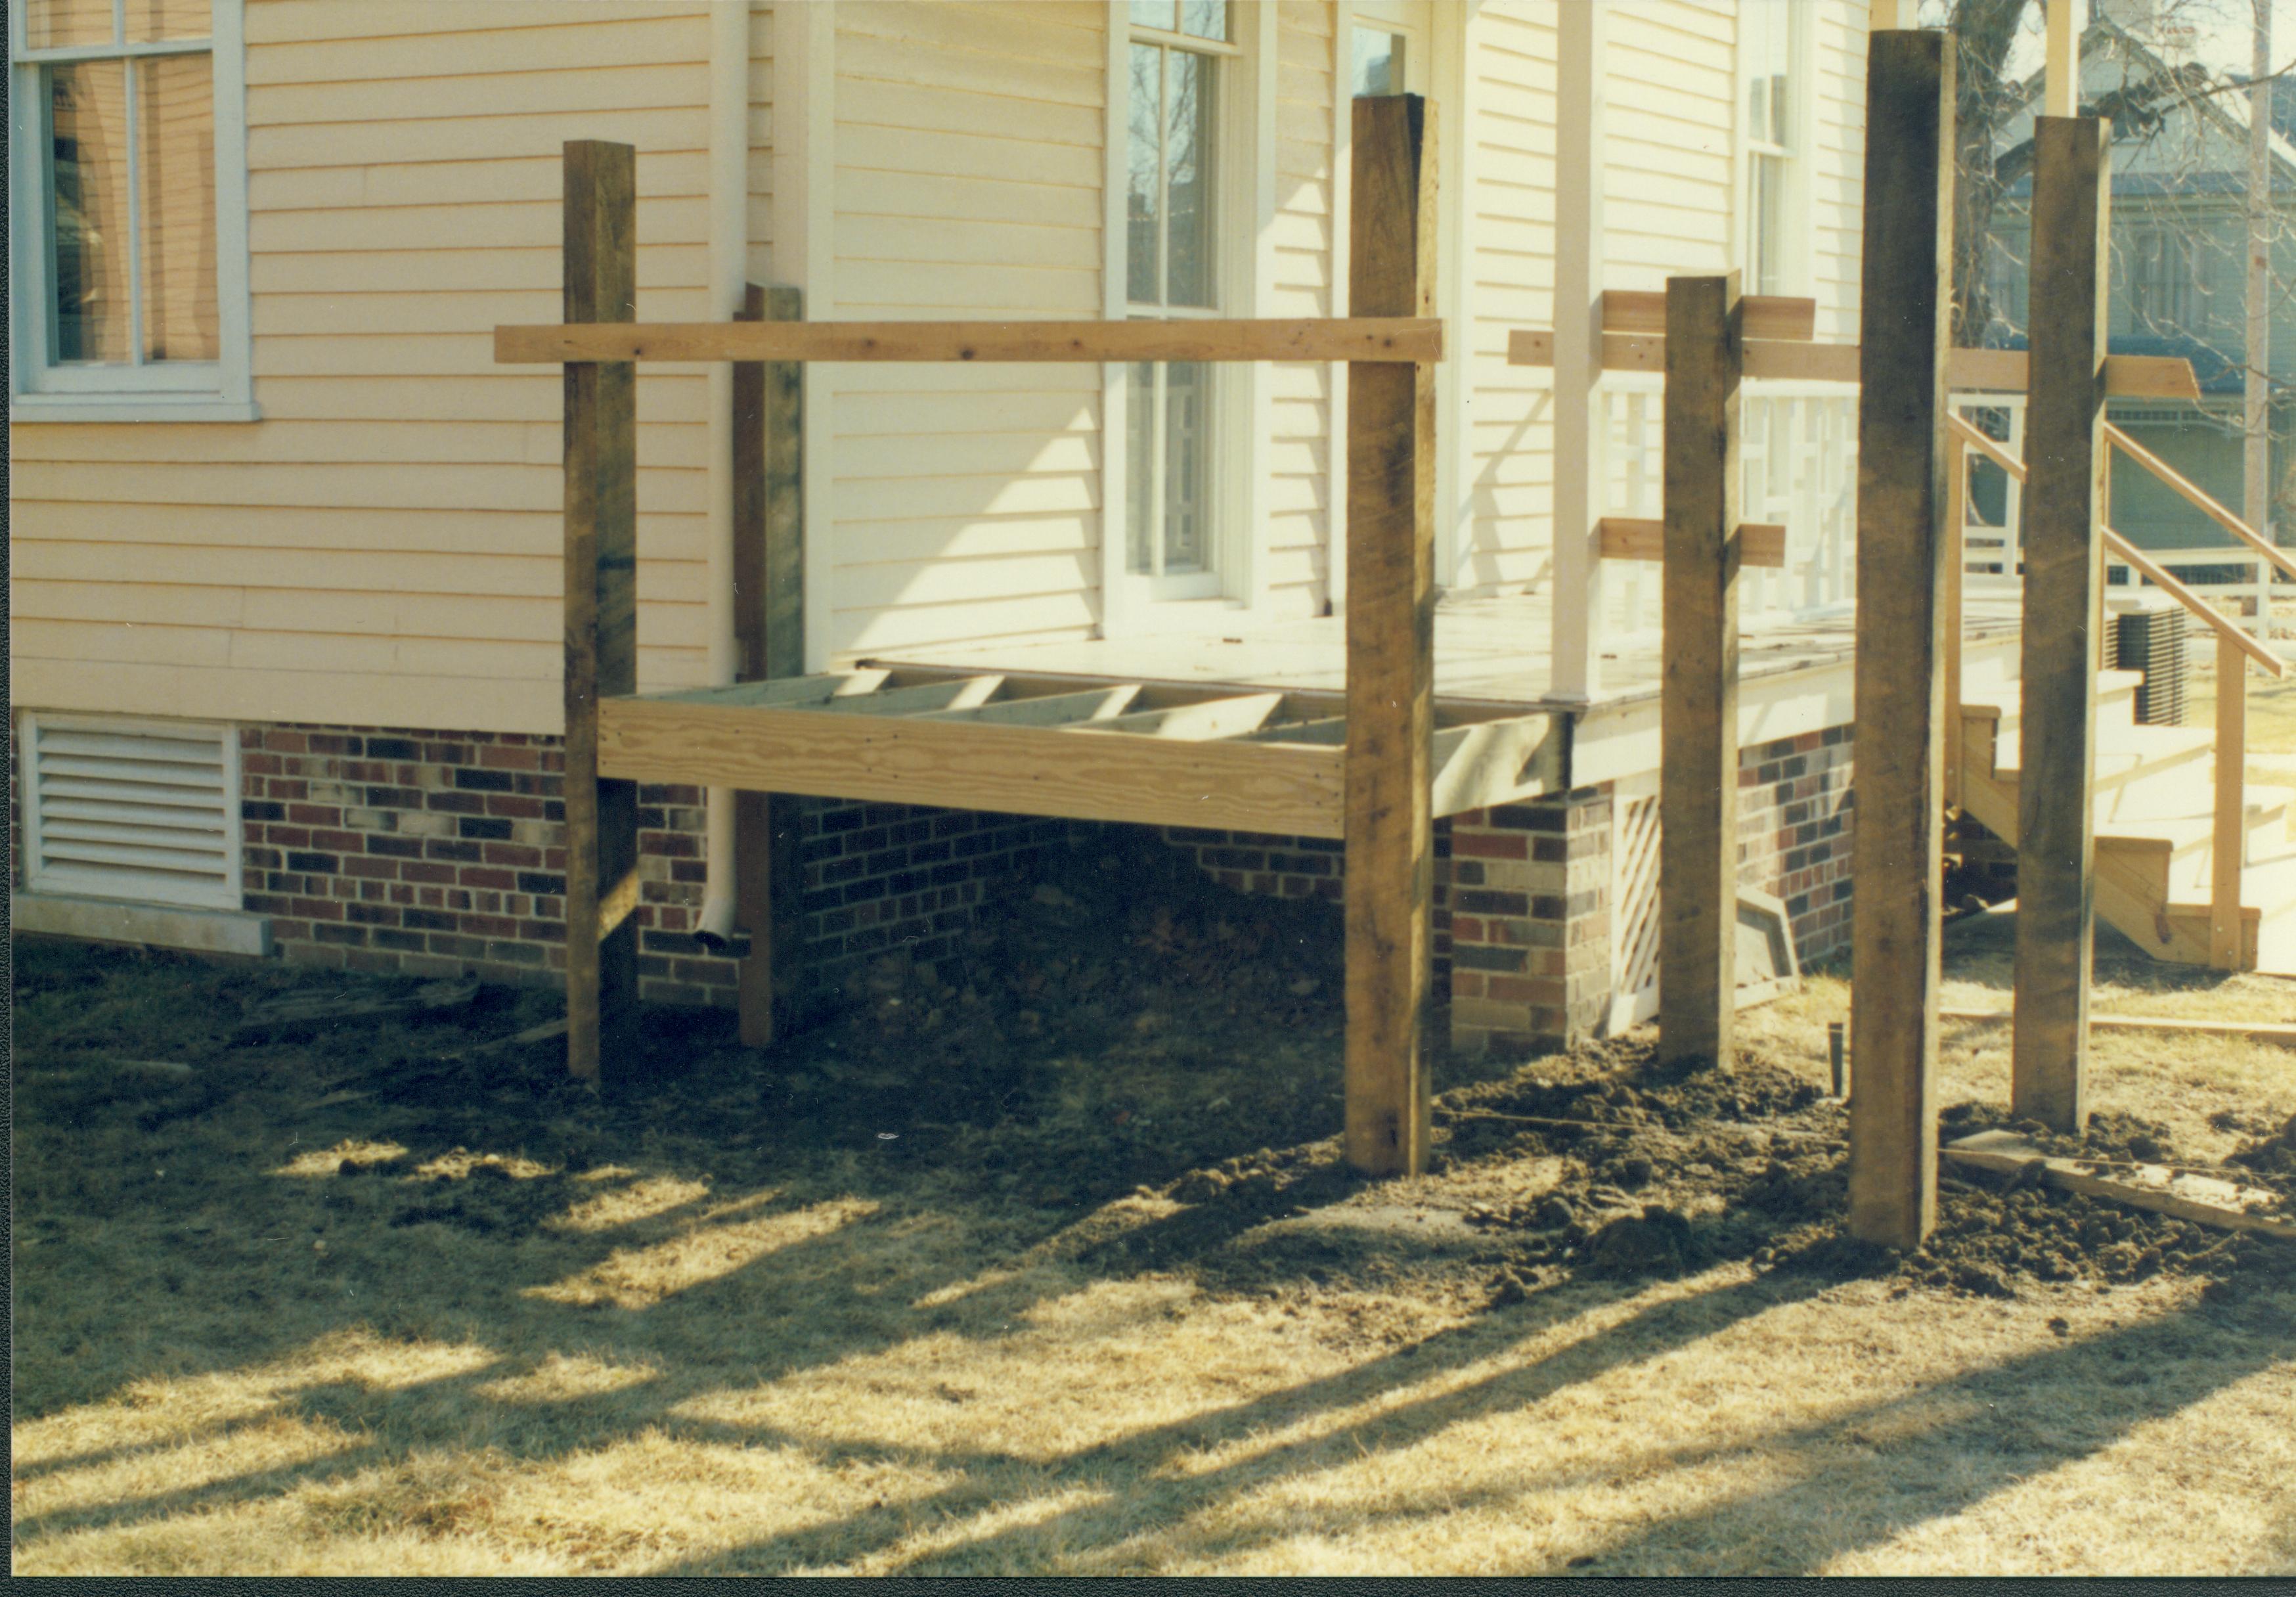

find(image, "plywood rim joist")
[594,666,1566,840]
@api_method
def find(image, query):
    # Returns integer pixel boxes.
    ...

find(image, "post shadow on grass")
[1546,1290,2295,1576]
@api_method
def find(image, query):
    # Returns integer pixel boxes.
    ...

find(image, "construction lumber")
[497,317,1442,366]
[2215,632,2249,970]
[1943,1131,2295,1239]
[596,696,1348,838]
[1506,334,2197,400]
[1550,0,1606,704]
[2104,421,2296,583]
[561,139,642,1089]
[1344,93,1438,1177]
[2014,116,2110,1135]
[1939,1007,2296,1046]
[2102,528,2284,675]
[1658,271,1743,1069]
[1848,31,1954,1251]
[732,282,807,1049]
[1602,289,1815,340]
[1597,518,1786,568]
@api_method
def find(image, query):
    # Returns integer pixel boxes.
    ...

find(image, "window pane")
[126,0,212,42]
[26,0,116,49]
[49,62,133,364]
[1179,1,1227,41]
[1354,27,1406,97]
[1130,1,1176,30]
[1164,46,1216,307]
[1752,153,1784,297]
[1162,362,1212,573]
[1127,45,1162,304]
[1127,363,1156,573]
[139,53,218,362]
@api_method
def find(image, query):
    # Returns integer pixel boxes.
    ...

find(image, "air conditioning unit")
[2114,598,2188,727]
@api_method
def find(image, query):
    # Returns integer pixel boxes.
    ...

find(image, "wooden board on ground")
[1938,1008,2296,1048]
[237,978,479,1042]
[1944,1129,2296,1239]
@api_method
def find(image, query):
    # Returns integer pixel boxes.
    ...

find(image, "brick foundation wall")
[1158,724,1860,1060]
[223,722,1055,1009]
[1736,725,1855,966]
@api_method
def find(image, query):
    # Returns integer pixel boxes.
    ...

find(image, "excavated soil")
[18,828,2296,1321]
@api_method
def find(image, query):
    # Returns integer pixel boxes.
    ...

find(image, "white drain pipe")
[695,0,750,951]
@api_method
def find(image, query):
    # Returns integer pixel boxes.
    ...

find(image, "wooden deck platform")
[597,664,1566,839]
[870,590,2029,719]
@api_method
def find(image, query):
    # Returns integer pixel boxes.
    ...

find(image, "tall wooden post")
[562,139,642,1086]
[1658,273,1742,1069]
[1849,31,1954,1250]
[2213,632,2248,970]
[732,282,807,1047]
[2013,115,2110,1134]
[1344,94,1437,1177]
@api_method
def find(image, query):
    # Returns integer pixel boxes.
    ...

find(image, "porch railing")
[1950,393,2287,638]
[1946,409,2291,970]
[1598,377,1859,637]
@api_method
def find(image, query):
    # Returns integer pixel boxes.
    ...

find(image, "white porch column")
[2046,0,2086,117]
[1549,0,1606,702]
[776,0,837,673]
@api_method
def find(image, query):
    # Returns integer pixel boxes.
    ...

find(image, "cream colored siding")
[824,1,1107,662]
[1810,3,1868,342]
[1604,1,1735,282]
[1459,0,1558,592]
[748,0,774,285]
[11,1,716,734]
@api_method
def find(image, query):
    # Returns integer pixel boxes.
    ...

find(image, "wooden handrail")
[1947,411,2023,479]
[2102,526,2284,677]
[2103,421,2296,585]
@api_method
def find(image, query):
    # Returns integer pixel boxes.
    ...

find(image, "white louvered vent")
[24,715,242,911]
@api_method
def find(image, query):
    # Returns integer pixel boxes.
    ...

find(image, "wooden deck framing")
[512,102,1524,1171]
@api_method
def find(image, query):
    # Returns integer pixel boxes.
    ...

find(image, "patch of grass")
[12,891,2296,1576]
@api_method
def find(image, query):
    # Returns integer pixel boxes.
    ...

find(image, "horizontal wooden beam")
[1603,289,1815,340]
[1940,1006,2296,1046]
[498,317,1443,366]
[1509,331,2199,399]
[597,693,1348,837]
[1597,517,1786,568]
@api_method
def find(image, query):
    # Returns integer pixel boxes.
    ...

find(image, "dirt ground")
[12,828,2296,1575]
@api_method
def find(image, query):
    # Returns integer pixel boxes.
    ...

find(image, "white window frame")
[1734,0,1814,300]
[1102,1,1275,636]
[9,0,256,423]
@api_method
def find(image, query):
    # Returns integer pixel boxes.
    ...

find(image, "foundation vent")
[2114,603,2188,727]
[22,715,242,910]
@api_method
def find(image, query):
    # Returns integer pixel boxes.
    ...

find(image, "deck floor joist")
[595,666,1566,838]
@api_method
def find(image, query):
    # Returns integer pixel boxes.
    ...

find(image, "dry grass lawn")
[13,891,2294,1577]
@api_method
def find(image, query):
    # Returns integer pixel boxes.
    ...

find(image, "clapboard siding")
[824,0,1107,663]
[10,2,718,734]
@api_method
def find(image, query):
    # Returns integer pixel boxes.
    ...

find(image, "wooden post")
[1344,94,1437,1177]
[2213,630,2248,970]
[562,139,641,1087]
[1943,427,1966,810]
[2012,116,2109,1135]
[1657,271,1742,1069]
[1848,31,1954,1251]
[732,282,807,1046]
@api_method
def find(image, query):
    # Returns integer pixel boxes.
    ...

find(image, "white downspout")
[695,0,749,950]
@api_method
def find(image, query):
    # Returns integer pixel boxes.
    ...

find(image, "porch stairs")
[1956,664,2296,974]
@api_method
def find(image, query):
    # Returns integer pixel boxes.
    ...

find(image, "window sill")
[11,394,261,424]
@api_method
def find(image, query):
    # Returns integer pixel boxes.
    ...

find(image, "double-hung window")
[9,0,254,421]
[1742,0,1798,298]
[1125,2,1233,597]
[2126,226,2197,334]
